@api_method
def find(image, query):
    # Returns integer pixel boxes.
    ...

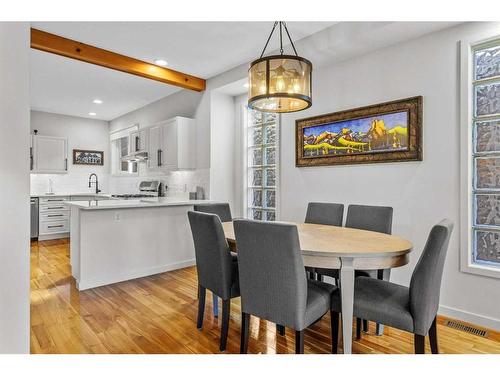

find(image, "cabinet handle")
[135,136,139,152]
[47,214,63,217]
[47,199,64,202]
[158,149,162,167]
[30,147,33,171]
[48,225,64,228]
[47,206,64,210]
[65,158,68,171]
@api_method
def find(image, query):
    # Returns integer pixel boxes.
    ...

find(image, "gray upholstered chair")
[193,203,233,317]
[233,219,336,354]
[330,219,454,354]
[316,204,393,336]
[194,203,232,223]
[187,211,240,352]
[304,202,344,280]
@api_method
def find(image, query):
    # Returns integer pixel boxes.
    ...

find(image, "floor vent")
[445,320,488,337]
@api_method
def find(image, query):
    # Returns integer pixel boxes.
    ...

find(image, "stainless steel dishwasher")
[30,197,39,239]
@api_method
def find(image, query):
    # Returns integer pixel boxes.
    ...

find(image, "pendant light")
[248,21,312,113]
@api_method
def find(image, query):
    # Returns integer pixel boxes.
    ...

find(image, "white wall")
[209,91,236,209]
[276,22,500,330]
[30,111,111,194]
[0,22,30,353]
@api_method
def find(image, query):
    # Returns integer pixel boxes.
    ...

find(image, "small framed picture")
[73,149,104,166]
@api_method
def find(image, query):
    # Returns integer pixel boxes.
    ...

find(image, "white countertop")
[65,197,213,210]
[30,192,113,198]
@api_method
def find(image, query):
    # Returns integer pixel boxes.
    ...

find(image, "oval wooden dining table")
[221,221,413,354]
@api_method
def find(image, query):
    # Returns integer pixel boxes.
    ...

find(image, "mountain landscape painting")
[302,111,409,158]
[296,96,423,167]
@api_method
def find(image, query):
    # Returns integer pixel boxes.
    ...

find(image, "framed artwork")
[73,149,104,166]
[296,96,423,167]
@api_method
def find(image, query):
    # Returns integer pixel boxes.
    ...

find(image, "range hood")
[121,151,149,162]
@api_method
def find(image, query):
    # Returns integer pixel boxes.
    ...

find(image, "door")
[148,124,162,169]
[162,119,178,169]
[33,135,67,173]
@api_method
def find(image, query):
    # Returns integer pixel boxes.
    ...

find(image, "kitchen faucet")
[88,173,101,194]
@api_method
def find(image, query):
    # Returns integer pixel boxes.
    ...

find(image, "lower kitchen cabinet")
[38,196,70,240]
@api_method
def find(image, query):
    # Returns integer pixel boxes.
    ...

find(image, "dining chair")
[304,202,344,281]
[317,204,393,336]
[233,219,336,354]
[194,203,233,316]
[194,203,232,222]
[187,211,240,352]
[330,219,454,354]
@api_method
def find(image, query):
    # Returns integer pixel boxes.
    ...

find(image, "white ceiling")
[30,22,335,120]
[30,22,459,121]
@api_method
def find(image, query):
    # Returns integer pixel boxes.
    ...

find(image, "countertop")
[65,197,213,210]
[30,192,113,198]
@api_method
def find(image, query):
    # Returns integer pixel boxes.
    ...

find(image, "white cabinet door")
[162,119,179,169]
[33,135,68,174]
[148,124,162,169]
[146,117,195,171]
[129,129,148,153]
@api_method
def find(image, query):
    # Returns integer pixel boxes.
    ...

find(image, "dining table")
[221,220,413,354]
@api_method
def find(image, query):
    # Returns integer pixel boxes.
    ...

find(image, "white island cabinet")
[66,198,211,290]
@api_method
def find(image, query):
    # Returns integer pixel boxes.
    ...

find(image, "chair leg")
[331,311,339,354]
[375,269,391,335]
[220,299,230,352]
[197,284,206,330]
[295,330,304,354]
[240,312,250,354]
[356,318,362,340]
[363,319,369,333]
[212,294,218,317]
[277,324,285,336]
[429,316,439,354]
[414,334,425,354]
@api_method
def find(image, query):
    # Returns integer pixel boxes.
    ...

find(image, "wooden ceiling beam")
[30,28,206,92]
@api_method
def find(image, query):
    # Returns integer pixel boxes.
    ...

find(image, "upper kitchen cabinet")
[31,135,68,174]
[129,128,148,153]
[148,117,196,171]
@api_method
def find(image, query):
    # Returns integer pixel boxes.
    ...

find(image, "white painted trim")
[459,31,500,279]
[439,304,500,331]
[76,259,196,291]
[38,232,69,241]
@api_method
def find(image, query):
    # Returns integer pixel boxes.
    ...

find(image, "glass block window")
[471,39,500,267]
[246,109,279,221]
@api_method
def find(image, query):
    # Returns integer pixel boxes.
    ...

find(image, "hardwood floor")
[30,239,500,354]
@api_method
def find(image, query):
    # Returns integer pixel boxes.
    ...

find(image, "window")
[461,35,500,278]
[110,125,138,175]
[245,109,279,221]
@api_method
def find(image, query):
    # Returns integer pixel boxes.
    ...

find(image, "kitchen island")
[66,197,212,290]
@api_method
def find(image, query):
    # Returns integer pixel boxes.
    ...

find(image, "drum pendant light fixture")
[248,21,312,113]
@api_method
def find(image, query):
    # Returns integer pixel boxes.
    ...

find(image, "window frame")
[460,33,500,278]
[110,124,139,176]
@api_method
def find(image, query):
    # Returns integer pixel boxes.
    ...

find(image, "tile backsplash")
[31,167,210,198]
[30,172,110,195]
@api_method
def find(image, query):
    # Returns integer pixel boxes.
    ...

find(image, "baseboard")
[439,304,500,331]
[38,232,69,241]
[76,259,196,291]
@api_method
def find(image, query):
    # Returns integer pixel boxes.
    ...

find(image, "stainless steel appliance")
[30,197,39,239]
[111,180,164,200]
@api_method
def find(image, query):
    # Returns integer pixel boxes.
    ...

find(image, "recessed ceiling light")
[89,112,97,116]
[93,99,103,104]
[243,83,249,88]
[154,59,168,66]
